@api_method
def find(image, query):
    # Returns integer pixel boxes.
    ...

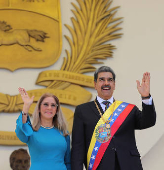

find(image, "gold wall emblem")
[0,0,122,145]
[0,0,62,71]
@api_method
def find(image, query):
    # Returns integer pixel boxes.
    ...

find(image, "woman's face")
[39,97,58,121]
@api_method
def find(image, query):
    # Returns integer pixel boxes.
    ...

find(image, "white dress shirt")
[96,96,152,112]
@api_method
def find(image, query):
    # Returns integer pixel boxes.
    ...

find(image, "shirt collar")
[96,96,114,104]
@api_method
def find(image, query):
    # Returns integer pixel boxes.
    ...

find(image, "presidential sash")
[87,101,135,170]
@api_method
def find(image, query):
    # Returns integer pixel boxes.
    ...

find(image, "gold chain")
[94,99,116,124]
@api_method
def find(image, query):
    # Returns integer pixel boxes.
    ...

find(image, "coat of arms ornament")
[0,0,123,145]
[0,0,62,71]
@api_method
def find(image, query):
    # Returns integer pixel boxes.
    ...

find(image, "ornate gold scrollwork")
[0,0,122,145]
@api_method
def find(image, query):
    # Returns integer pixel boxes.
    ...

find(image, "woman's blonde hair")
[32,93,68,136]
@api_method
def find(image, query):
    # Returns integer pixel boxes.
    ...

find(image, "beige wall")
[0,0,163,169]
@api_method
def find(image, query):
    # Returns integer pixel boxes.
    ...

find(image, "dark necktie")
[102,101,110,111]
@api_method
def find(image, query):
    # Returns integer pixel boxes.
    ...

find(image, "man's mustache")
[101,85,111,90]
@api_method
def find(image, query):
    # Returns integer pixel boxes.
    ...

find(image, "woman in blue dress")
[16,87,71,170]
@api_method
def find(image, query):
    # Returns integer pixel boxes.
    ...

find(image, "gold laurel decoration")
[47,0,123,89]
[0,0,123,145]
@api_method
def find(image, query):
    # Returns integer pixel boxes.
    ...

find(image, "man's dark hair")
[10,148,30,170]
[94,66,116,82]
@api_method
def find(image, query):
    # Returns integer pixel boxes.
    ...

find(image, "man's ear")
[114,81,116,90]
[94,81,97,90]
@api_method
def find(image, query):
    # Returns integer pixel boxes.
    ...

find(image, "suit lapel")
[89,97,115,118]
[89,98,103,117]
[96,98,104,114]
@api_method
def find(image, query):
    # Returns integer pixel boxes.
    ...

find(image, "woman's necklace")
[41,125,54,129]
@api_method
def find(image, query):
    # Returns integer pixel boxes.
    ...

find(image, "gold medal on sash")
[94,100,115,143]
[95,124,111,143]
[106,123,110,129]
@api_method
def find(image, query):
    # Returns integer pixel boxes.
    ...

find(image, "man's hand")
[136,72,150,97]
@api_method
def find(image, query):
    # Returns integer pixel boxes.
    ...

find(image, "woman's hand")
[18,87,34,106]
[18,87,34,123]
[18,87,34,114]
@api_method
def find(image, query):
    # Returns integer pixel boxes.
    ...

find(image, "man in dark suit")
[71,66,156,170]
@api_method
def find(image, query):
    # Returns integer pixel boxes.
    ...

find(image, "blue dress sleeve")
[15,113,33,144]
[64,135,71,170]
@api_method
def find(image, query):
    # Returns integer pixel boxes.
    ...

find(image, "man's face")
[94,72,115,100]
[12,152,30,170]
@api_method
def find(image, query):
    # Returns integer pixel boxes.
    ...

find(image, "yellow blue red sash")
[87,101,135,170]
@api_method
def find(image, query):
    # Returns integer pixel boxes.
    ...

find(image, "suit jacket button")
[112,147,116,151]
